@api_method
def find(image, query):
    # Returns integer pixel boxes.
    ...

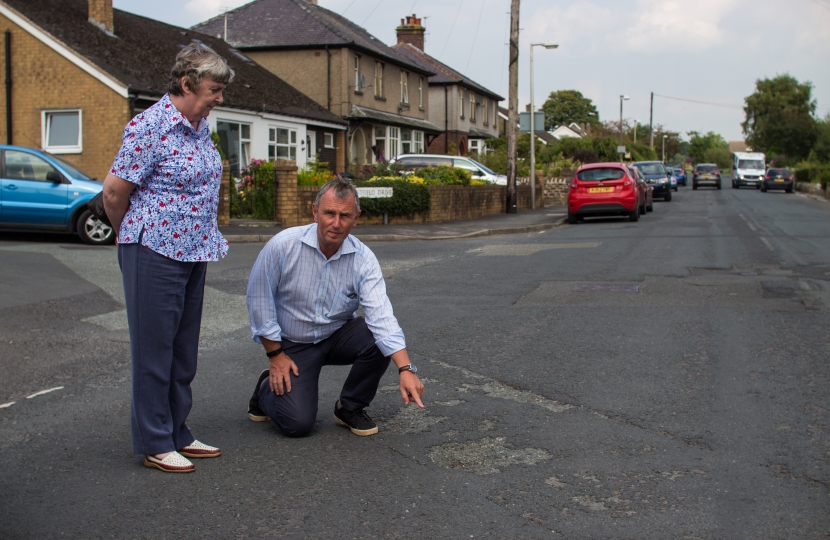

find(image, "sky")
[114,0,830,142]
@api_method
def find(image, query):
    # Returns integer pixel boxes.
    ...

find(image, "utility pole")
[649,91,654,148]
[506,0,520,214]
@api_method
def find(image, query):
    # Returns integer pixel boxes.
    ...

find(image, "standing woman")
[103,44,234,473]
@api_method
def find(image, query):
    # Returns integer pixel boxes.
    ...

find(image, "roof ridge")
[190,0,260,30]
[292,0,351,45]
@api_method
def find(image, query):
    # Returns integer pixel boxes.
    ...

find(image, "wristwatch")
[398,363,417,374]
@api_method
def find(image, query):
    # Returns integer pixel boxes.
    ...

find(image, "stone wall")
[795,182,827,198]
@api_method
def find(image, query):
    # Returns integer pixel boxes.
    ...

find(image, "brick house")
[0,0,346,180]
[193,0,442,167]
[391,14,503,156]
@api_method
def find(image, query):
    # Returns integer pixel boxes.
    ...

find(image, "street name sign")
[356,187,393,198]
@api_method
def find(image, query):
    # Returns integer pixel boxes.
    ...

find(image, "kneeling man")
[246,178,424,436]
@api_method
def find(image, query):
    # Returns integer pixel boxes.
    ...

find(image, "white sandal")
[143,451,195,473]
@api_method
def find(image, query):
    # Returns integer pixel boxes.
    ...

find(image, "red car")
[568,162,644,224]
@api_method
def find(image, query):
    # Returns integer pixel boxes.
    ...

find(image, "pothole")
[428,436,551,474]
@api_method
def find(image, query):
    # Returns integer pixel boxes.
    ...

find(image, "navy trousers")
[258,317,391,437]
[118,243,207,455]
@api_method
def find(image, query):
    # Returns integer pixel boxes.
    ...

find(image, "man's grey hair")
[315,177,360,213]
[168,44,235,96]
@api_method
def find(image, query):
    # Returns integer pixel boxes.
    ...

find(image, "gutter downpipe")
[325,45,331,111]
[444,85,448,153]
[5,31,11,144]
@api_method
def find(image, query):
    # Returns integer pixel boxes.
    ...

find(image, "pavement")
[220,205,567,242]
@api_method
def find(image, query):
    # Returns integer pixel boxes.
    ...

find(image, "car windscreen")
[696,165,717,173]
[673,168,684,174]
[738,159,764,170]
[398,156,452,167]
[467,157,497,176]
[636,163,665,175]
[577,168,625,181]
[48,153,95,180]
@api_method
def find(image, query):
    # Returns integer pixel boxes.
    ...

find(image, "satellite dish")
[359,75,366,89]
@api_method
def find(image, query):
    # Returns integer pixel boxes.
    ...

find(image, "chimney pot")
[88,0,114,35]
[396,12,426,51]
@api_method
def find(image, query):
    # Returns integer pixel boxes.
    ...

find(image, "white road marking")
[26,387,64,399]
[475,242,602,257]
[0,402,15,409]
[760,237,775,251]
[747,223,757,232]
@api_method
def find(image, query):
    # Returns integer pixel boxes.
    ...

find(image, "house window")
[418,77,424,108]
[324,133,335,148]
[401,71,409,104]
[470,92,476,122]
[41,109,82,153]
[413,130,424,153]
[373,126,386,161]
[459,88,465,119]
[268,126,297,161]
[354,54,362,92]
[217,120,251,177]
[388,127,400,159]
[469,140,480,153]
[374,61,384,98]
[483,98,489,126]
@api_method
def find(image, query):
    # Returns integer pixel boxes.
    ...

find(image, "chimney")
[307,0,318,4]
[88,0,114,35]
[396,14,425,50]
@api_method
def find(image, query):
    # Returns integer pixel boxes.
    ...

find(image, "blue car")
[673,167,686,186]
[0,145,113,244]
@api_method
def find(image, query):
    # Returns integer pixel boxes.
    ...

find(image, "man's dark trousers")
[258,317,391,437]
[119,243,206,455]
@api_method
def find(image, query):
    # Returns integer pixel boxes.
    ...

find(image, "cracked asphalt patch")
[428,436,551,474]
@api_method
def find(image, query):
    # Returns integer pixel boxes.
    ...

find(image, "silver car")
[390,154,508,185]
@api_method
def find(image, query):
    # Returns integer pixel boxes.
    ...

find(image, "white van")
[389,154,508,185]
[732,152,766,189]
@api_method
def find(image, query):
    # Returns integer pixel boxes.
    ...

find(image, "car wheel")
[692,182,697,190]
[628,205,639,222]
[760,184,767,192]
[664,191,672,201]
[732,181,737,189]
[77,209,115,245]
[755,184,761,189]
[567,212,578,224]
[647,200,654,212]
[786,186,793,193]
[717,183,721,190]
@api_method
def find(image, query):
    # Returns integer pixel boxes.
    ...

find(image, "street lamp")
[633,119,637,145]
[529,42,558,210]
[662,134,668,163]
[619,95,629,146]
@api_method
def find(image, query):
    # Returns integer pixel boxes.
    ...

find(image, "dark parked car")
[0,145,113,244]
[692,163,721,190]
[632,161,672,201]
[761,168,794,193]
[673,167,686,186]
[568,162,644,223]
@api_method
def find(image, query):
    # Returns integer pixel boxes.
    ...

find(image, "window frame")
[324,132,335,149]
[418,77,424,109]
[268,126,298,162]
[354,54,362,93]
[401,71,409,104]
[470,92,476,122]
[216,119,252,177]
[374,61,385,98]
[483,97,489,126]
[41,109,83,154]
[459,88,465,119]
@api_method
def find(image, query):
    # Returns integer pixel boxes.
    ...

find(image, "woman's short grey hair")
[168,44,235,95]
[315,177,360,213]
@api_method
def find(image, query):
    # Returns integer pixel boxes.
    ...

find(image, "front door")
[307,130,317,161]
[0,149,69,226]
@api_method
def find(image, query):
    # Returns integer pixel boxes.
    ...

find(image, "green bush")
[298,158,335,186]
[793,165,830,188]
[629,143,658,162]
[231,159,275,220]
[703,147,732,170]
[355,179,430,218]
[794,167,812,183]
[417,166,471,185]
[817,167,830,189]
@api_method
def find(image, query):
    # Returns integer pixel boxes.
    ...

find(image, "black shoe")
[333,400,378,436]
[248,369,270,422]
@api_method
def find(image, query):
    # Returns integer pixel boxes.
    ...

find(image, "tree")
[742,74,818,161]
[810,114,830,163]
[541,90,599,130]
[687,131,728,163]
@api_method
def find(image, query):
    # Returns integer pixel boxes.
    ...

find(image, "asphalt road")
[1,181,828,538]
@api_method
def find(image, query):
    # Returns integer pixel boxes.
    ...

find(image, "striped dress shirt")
[246,224,406,357]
